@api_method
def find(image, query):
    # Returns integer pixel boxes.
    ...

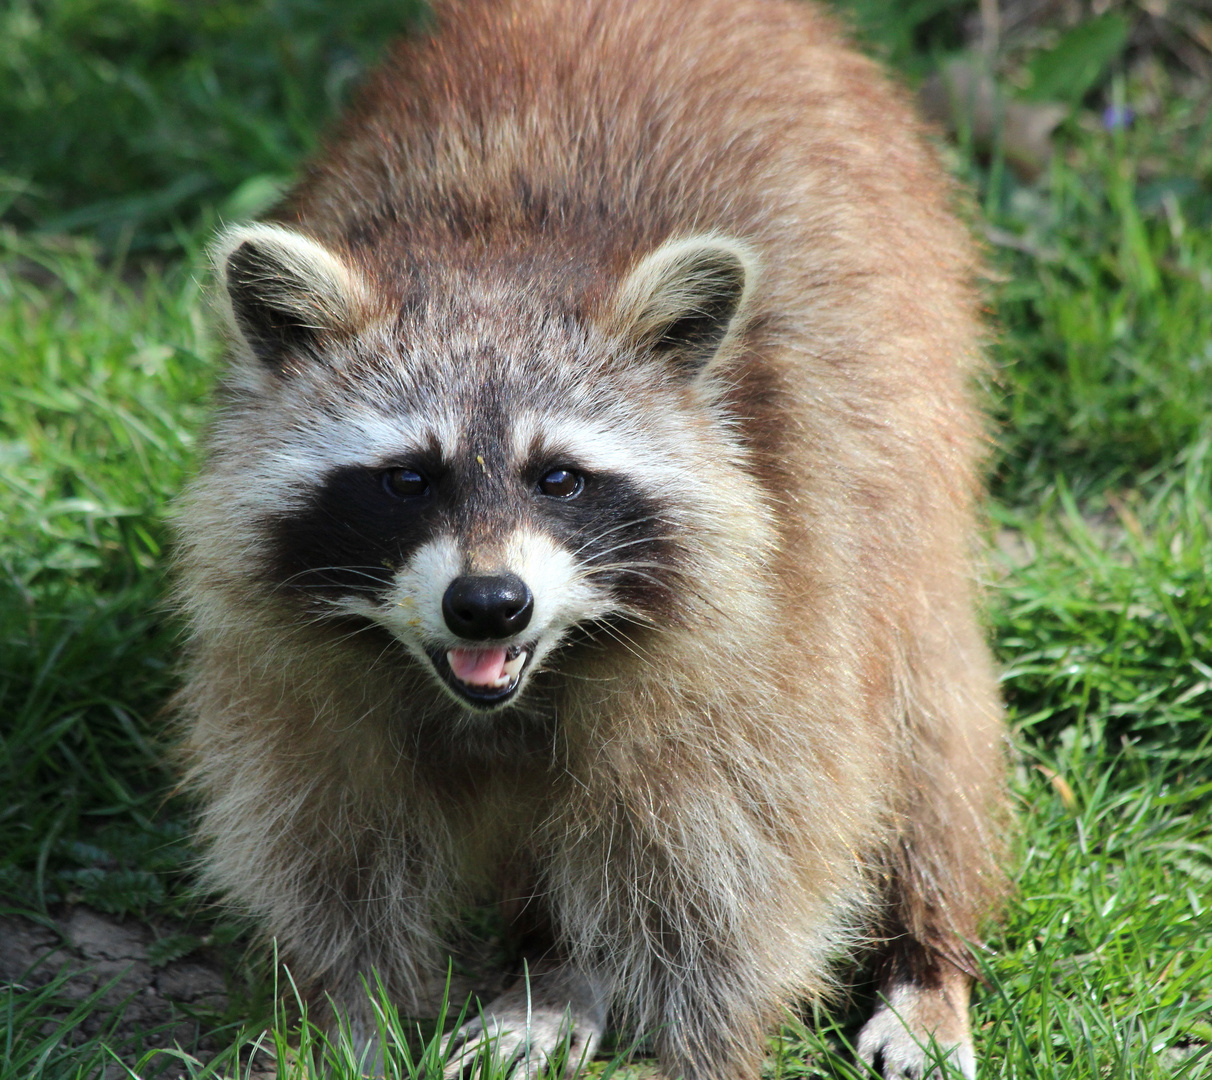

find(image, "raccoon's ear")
[611,234,757,377]
[212,223,369,370]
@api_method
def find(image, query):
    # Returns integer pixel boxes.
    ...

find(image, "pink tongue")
[447,646,508,686]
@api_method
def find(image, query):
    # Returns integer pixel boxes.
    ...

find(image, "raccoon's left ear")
[610,234,757,378]
[211,223,370,371]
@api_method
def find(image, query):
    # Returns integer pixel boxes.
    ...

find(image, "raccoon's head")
[204,223,767,713]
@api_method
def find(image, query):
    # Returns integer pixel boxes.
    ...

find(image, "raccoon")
[174,0,1006,1077]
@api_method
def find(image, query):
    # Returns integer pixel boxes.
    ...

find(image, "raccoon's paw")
[442,969,607,1079]
[856,978,975,1079]
[331,1016,388,1078]
[441,1005,592,1079]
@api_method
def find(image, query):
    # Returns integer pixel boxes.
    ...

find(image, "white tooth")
[502,651,528,680]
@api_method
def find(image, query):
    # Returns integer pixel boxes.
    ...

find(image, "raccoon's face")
[207,225,759,712]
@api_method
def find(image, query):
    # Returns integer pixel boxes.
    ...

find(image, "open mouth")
[430,643,532,707]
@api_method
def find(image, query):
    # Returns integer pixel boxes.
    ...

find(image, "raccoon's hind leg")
[854,606,1004,1078]
[856,943,975,1079]
[441,964,612,1079]
[854,810,993,1079]
[857,701,1002,1074]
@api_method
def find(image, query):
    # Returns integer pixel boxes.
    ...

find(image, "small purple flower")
[1102,105,1136,130]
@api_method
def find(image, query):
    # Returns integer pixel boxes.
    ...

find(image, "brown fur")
[175,1,1006,1077]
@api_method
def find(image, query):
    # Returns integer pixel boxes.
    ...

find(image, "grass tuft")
[0,0,427,251]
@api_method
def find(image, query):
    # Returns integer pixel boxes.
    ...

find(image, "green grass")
[980,474,1212,1078]
[986,94,1212,498]
[2,0,1211,1076]
[0,0,427,251]
[0,231,208,916]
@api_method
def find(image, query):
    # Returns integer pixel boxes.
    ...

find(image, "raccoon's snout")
[442,574,534,641]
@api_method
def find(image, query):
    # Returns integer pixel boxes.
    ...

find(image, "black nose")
[442,574,534,640]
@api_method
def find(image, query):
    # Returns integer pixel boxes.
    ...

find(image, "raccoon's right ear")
[610,234,757,378]
[212,224,369,370]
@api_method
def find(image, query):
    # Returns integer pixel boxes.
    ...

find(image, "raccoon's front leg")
[324,961,433,1077]
[856,966,975,1079]
[336,1012,389,1078]
[442,964,611,1079]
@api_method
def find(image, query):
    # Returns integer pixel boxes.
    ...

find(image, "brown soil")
[1,905,235,1076]
[1,904,513,1077]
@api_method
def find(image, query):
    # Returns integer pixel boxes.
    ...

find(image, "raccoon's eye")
[382,468,430,499]
[538,468,584,499]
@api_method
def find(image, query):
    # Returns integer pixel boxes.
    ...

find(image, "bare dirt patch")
[1,905,230,1073]
[1,903,520,1076]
